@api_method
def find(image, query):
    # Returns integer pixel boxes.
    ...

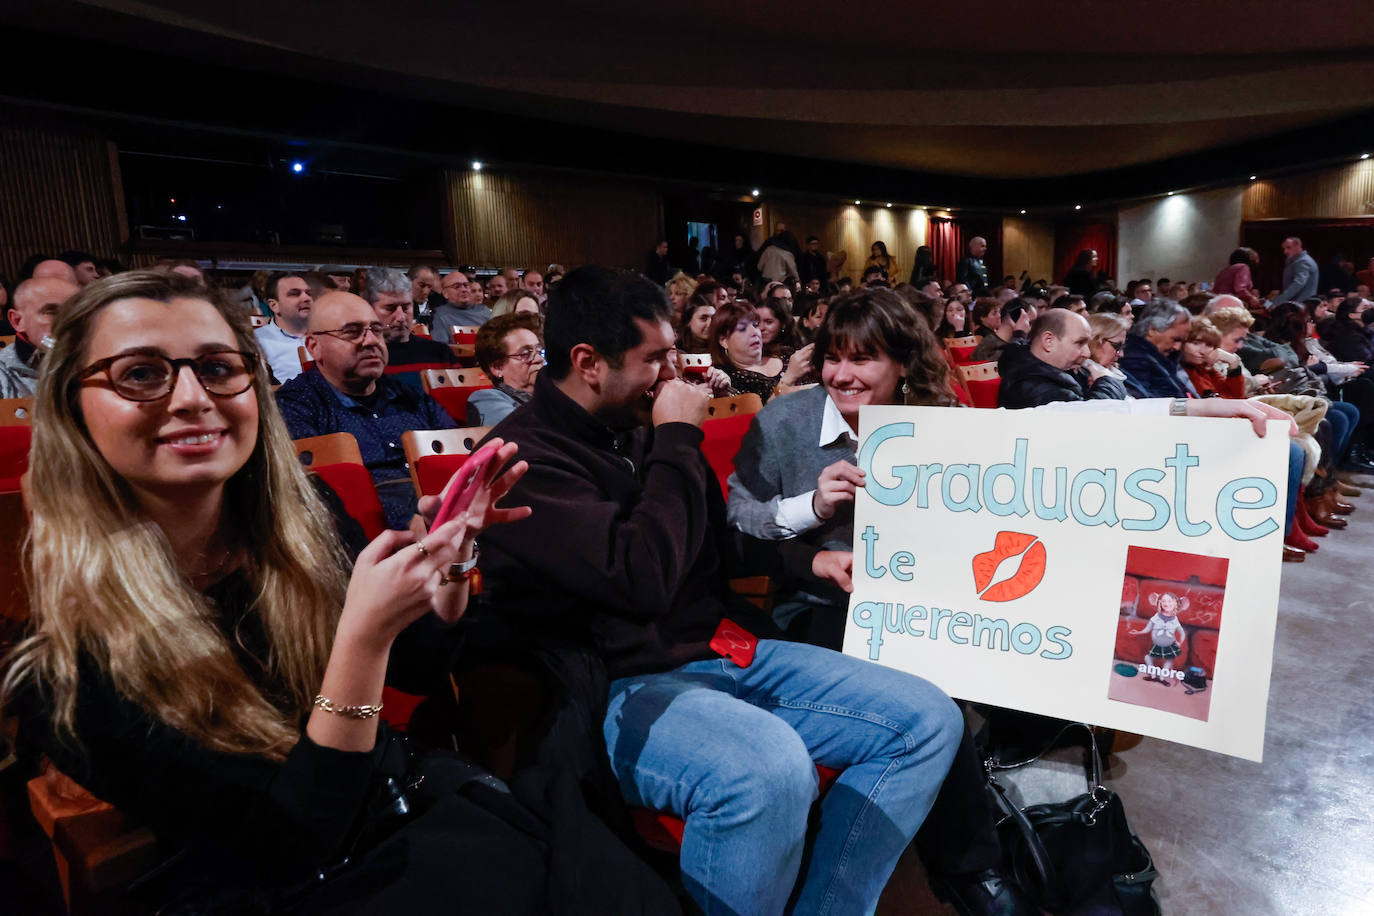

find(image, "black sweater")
[477,373,776,679]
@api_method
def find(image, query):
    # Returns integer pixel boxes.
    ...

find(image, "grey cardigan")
[727,385,855,551]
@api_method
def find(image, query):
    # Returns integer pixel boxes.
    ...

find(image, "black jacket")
[1118,334,1189,399]
[996,342,1126,408]
[477,373,776,680]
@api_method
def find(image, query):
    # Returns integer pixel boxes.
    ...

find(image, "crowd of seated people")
[1,228,1371,916]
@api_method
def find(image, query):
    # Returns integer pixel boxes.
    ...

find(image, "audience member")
[490,289,542,320]
[1062,249,1099,296]
[476,266,967,916]
[521,268,545,304]
[484,273,509,304]
[468,313,545,427]
[864,241,898,285]
[937,295,968,337]
[795,294,828,342]
[154,259,208,286]
[1319,298,1374,363]
[1179,317,1245,398]
[408,265,444,322]
[644,240,671,284]
[253,272,313,383]
[757,281,799,360]
[0,276,77,397]
[1118,300,1194,398]
[758,239,800,284]
[910,245,938,286]
[1085,312,1131,383]
[276,290,455,529]
[365,267,459,366]
[676,291,715,353]
[709,299,812,401]
[432,270,493,343]
[665,271,698,322]
[970,297,1031,362]
[1128,280,1154,308]
[799,235,830,289]
[956,237,990,296]
[1276,237,1319,305]
[1,269,625,912]
[970,297,1002,338]
[57,250,101,286]
[30,258,79,285]
[997,309,1126,407]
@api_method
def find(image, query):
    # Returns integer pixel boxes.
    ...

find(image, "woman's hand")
[337,518,474,650]
[812,550,854,593]
[781,343,815,385]
[812,460,866,520]
[413,439,532,541]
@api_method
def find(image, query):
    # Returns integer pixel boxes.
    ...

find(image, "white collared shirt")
[254,321,306,383]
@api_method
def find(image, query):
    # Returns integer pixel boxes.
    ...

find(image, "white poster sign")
[843,406,1289,761]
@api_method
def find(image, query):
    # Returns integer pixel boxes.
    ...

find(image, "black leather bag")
[984,724,1161,916]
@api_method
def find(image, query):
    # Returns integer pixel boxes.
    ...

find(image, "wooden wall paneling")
[762,201,929,284]
[0,123,124,280]
[1243,160,1374,221]
[446,170,662,271]
[1001,217,1055,284]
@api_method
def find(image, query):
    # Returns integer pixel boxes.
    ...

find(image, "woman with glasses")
[468,313,545,426]
[0,271,583,910]
[1084,312,1131,382]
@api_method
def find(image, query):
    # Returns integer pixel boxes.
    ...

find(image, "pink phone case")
[432,443,499,529]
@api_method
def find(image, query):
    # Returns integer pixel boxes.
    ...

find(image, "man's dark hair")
[806,235,819,244]
[543,266,672,380]
[266,271,305,301]
[1125,280,1141,298]
[58,249,95,267]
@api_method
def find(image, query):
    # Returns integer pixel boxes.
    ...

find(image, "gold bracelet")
[312,694,383,719]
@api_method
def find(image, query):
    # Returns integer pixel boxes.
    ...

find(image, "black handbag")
[984,724,1161,916]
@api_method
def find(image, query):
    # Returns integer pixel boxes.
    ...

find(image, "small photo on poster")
[1106,546,1228,722]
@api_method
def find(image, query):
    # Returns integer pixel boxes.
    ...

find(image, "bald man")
[997,309,1126,407]
[1,277,78,397]
[31,259,78,285]
[274,291,455,529]
[955,236,990,297]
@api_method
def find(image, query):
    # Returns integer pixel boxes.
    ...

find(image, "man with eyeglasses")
[433,269,493,344]
[364,267,459,368]
[253,272,313,383]
[275,291,455,529]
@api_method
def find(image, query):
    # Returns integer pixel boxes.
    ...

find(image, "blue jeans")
[1285,439,1303,535]
[604,640,963,916]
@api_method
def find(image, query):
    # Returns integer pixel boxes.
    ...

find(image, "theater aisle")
[879,487,1374,916]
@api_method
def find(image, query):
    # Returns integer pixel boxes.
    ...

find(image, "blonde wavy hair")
[2,271,349,761]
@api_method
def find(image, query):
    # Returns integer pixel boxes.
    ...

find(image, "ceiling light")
[1167,191,1174,196]
[1362,153,1371,160]
[854,200,860,205]
[1249,175,1257,181]
[169,197,175,204]
[885,202,892,208]
[1074,204,1082,210]
[471,160,483,171]
[1019,209,1026,214]
[291,161,304,174]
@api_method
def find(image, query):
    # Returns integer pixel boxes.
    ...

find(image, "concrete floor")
[879,485,1374,916]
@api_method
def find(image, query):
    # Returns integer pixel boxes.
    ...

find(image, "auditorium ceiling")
[5,0,1374,203]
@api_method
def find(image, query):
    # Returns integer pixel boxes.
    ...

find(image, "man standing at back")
[956,237,990,297]
[253,272,313,383]
[1276,237,1319,304]
[477,266,962,916]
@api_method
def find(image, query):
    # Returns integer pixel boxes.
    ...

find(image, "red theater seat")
[957,362,1001,409]
[421,368,492,424]
[292,433,388,539]
[0,398,34,492]
[402,427,491,497]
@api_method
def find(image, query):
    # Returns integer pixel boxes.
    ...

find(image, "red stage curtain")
[929,217,1003,287]
[1054,221,1117,288]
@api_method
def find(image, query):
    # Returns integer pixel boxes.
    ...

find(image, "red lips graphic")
[972,531,1047,602]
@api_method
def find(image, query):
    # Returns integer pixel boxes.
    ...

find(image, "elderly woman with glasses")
[467,313,545,426]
